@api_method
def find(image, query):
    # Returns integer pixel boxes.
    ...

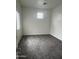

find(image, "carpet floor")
[17,34,62,59]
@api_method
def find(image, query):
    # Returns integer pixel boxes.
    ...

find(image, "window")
[16,11,20,30]
[37,12,44,19]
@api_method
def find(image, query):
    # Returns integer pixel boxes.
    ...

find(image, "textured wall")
[50,4,62,40]
[16,0,23,48]
[22,8,51,35]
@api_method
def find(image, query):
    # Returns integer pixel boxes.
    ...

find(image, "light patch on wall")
[16,11,20,30]
[37,12,44,19]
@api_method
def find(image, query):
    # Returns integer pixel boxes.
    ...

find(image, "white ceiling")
[20,0,62,9]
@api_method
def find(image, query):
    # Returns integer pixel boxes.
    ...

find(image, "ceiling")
[20,0,62,9]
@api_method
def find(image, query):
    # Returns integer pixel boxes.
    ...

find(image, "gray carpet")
[17,34,62,59]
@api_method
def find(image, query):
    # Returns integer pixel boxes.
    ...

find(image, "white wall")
[50,4,62,40]
[22,7,51,35]
[16,0,22,47]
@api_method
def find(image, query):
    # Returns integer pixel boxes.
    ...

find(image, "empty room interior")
[16,0,62,59]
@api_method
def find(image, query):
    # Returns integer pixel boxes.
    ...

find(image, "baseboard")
[50,34,62,41]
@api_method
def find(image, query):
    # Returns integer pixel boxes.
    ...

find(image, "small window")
[37,12,44,19]
[16,11,20,30]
